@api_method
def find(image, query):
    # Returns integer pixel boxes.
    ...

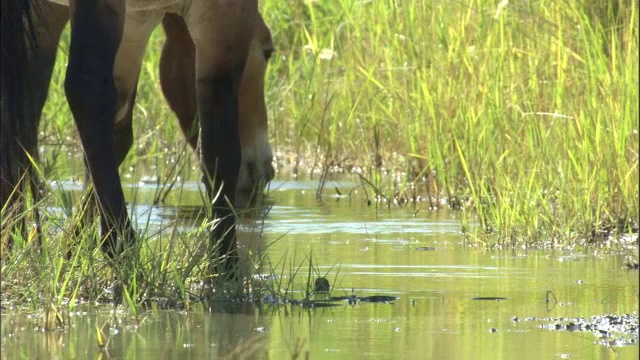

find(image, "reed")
[2,0,637,309]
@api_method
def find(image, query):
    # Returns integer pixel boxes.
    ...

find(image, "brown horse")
[0,0,274,275]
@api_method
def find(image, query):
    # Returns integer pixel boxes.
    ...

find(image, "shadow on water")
[2,179,639,359]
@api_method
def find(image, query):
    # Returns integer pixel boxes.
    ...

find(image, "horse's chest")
[47,0,182,12]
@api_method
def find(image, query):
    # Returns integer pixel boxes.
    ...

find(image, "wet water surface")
[2,179,638,359]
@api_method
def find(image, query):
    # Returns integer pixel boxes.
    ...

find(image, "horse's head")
[236,14,275,206]
[159,12,275,208]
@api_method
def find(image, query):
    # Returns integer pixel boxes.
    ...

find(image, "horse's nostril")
[266,162,275,181]
[242,159,274,186]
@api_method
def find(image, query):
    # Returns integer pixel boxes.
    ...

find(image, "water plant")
[1,0,637,311]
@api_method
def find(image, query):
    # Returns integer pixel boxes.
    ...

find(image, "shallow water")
[2,179,639,359]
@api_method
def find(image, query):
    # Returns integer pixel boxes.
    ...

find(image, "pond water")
[2,179,638,359]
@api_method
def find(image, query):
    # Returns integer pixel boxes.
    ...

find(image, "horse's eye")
[263,48,274,61]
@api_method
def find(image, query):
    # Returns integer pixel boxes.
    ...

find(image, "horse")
[0,0,275,275]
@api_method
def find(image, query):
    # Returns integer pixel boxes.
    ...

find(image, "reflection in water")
[3,180,639,359]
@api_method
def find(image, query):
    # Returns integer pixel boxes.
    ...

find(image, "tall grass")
[258,0,638,245]
[36,1,638,246]
[1,0,637,309]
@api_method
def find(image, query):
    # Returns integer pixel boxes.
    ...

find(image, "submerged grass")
[2,193,260,313]
[1,0,638,310]
[1,170,333,314]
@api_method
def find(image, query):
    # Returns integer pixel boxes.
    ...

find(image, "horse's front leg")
[64,0,133,257]
[183,0,258,274]
[159,13,198,150]
[76,9,163,232]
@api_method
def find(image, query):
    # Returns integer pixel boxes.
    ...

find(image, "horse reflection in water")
[0,0,275,275]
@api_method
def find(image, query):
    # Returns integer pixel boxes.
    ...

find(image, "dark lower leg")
[198,72,243,273]
[160,13,198,150]
[64,2,133,258]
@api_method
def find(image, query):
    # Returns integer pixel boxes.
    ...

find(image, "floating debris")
[471,297,508,301]
[415,247,438,251]
[537,314,639,347]
[314,278,331,293]
[359,296,399,303]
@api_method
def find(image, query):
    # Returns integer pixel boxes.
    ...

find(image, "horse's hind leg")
[23,2,69,166]
[24,3,69,246]
[64,0,134,257]
[159,13,198,150]
[183,0,258,274]
[113,11,164,164]
[0,1,68,248]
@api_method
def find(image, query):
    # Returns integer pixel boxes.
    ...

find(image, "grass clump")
[2,0,637,312]
[259,0,638,246]
[1,180,332,313]
[33,0,637,246]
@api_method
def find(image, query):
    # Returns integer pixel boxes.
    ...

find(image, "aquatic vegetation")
[1,0,637,316]
[257,0,639,247]
[28,0,638,249]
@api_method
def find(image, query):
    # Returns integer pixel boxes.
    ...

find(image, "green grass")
[1,0,638,309]
[256,0,638,246]
[37,1,639,244]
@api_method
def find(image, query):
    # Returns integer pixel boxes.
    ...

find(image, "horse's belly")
[47,0,182,12]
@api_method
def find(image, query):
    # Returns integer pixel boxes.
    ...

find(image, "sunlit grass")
[2,193,253,311]
[1,0,637,311]
[1,173,333,313]
[36,1,638,247]
[257,0,638,246]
